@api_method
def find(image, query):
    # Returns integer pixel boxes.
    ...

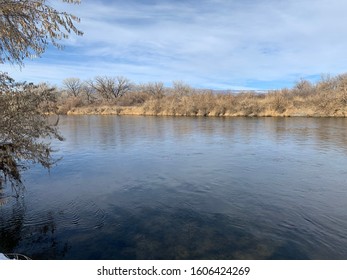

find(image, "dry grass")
[63,74,347,117]
[57,96,85,115]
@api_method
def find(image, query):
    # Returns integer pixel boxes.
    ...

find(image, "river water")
[1,116,347,259]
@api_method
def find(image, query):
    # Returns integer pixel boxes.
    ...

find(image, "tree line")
[60,77,191,104]
[53,74,347,117]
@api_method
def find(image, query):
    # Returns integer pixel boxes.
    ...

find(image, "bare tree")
[89,76,114,100]
[172,80,193,97]
[115,76,132,98]
[141,82,165,99]
[81,83,97,104]
[63,77,83,97]
[90,76,132,100]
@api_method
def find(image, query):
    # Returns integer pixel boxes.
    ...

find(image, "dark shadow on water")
[0,198,70,260]
[0,198,314,260]
[268,241,310,260]
[63,206,309,260]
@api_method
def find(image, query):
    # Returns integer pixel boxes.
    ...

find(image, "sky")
[3,0,347,90]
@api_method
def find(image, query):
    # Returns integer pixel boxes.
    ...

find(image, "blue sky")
[3,0,347,90]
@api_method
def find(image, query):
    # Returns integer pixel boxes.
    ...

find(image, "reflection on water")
[1,116,347,259]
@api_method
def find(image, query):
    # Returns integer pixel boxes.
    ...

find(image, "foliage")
[0,0,82,65]
[0,0,81,193]
[0,72,63,194]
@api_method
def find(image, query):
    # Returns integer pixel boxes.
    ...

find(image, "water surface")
[1,116,347,259]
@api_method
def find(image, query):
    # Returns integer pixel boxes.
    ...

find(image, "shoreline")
[65,105,347,118]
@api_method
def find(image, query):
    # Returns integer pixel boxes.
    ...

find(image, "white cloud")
[4,0,347,89]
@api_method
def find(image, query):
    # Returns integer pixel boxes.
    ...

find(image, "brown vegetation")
[57,74,347,117]
[0,73,62,193]
[1,0,81,191]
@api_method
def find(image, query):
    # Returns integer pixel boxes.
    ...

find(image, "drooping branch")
[0,72,63,194]
[0,0,83,65]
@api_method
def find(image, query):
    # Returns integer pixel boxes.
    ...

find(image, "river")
[1,116,347,259]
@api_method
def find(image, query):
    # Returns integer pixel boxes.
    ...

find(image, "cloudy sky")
[3,0,347,89]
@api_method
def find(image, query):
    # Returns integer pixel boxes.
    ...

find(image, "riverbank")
[66,100,347,117]
[58,74,347,118]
